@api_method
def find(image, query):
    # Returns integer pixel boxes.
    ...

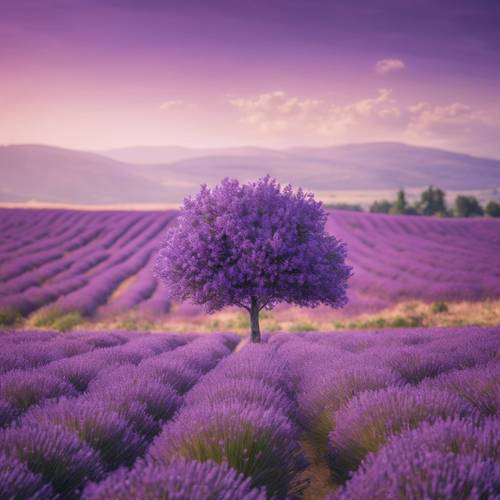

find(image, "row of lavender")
[1,329,267,498]
[0,209,176,319]
[327,210,500,311]
[85,344,308,499]
[2,326,499,498]
[269,326,499,498]
[2,208,500,322]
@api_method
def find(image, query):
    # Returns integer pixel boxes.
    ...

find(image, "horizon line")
[1,140,499,161]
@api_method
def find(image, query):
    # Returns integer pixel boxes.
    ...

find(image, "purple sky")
[1,0,499,156]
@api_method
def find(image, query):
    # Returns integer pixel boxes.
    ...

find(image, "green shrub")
[350,317,387,329]
[324,203,363,212]
[32,308,63,328]
[118,315,153,331]
[51,313,82,332]
[208,319,221,330]
[431,301,449,314]
[0,308,22,327]
[264,321,282,332]
[32,308,82,331]
[288,321,316,332]
[389,315,424,327]
[236,314,250,329]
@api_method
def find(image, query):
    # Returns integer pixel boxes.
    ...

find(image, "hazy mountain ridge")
[101,145,279,164]
[1,142,499,204]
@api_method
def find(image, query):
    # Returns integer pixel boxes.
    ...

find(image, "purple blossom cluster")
[83,459,266,500]
[0,452,53,499]
[155,177,352,315]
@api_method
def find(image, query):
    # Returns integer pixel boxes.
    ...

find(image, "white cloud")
[375,58,405,74]
[159,100,186,111]
[404,101,499,152]
[229,91,322,133]
[228,89,499,152]
[229,89,405,139]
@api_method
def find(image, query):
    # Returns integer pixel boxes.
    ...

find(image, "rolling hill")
[1,142,499,204]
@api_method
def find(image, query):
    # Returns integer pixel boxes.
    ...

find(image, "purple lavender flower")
[204,343,297,401]
[0,399,18,428]
[147,402,307,498]
[423,362,500,415]
[0,423,104,494]
[0,340,68,374]
[387,347,460,384]
[83,459,266,500]
[75,331,128,348]
[109,400,161,438]
[22,398,147,468]
[334,418,500,499]
[171,336,234,374]
[334,452,499,500]
[378,417,499,460]
[297,366,400,457]
[45,355,108,392]
[87,366,181,422]
[185,377,297,422]
[0,369,78,412]
[0,452,53,499]
[327,385,475,480]
[138,357,202,394]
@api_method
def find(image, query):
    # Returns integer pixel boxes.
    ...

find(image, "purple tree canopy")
[155,176,352,341]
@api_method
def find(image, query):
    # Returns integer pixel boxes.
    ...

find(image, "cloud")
[229,91,322,133]
[408,102,480,134]
[228,89,499,153]
[404,101,500,152]
[159,100,186,111]
[375,59,405,74]
[229,89,404,139]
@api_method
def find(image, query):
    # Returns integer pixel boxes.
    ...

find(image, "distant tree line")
[326,187,500,217]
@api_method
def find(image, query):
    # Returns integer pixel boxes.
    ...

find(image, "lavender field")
[0,326,498,498]
[3,0,500,497]
[1,206,500,498]
[1,208,499,329]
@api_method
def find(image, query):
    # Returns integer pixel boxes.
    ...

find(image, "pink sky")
[1,1,499,157]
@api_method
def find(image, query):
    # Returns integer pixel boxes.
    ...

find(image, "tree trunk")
[249,296,261,343]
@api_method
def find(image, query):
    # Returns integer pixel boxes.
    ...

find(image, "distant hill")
[128,142,500,192]
[0,144,176,204]
[101,145,278,164]
[1,142,499,204]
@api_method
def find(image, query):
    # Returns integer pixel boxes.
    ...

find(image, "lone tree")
[155,176,352,342]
